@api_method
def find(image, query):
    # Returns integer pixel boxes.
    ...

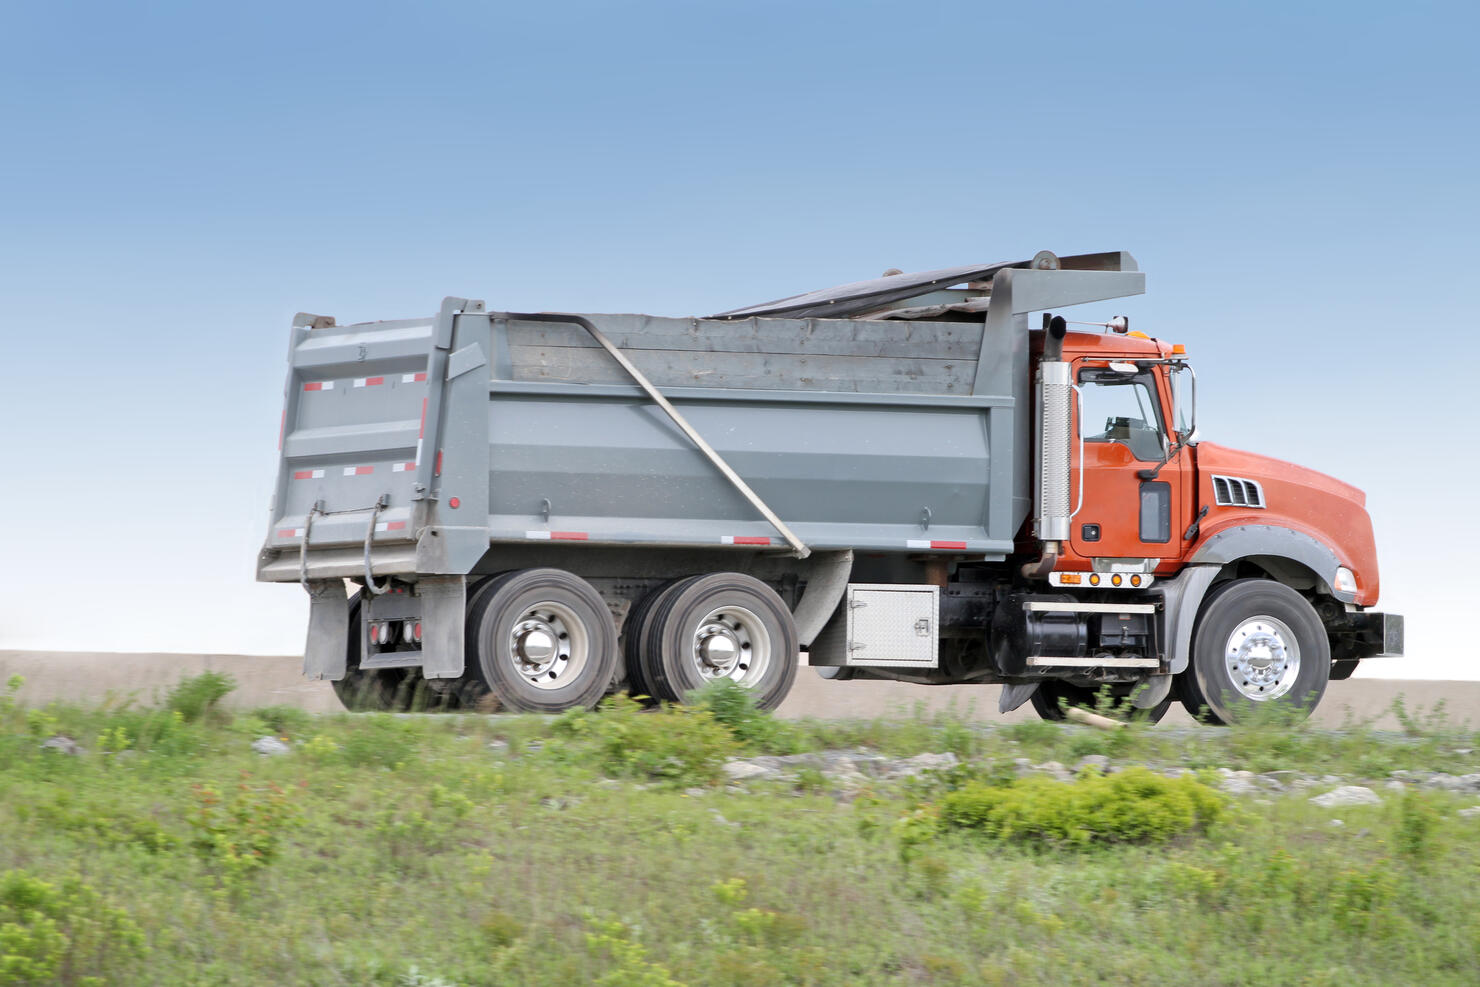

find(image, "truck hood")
[1196,443,1366,508]
[1192,442,1380,606]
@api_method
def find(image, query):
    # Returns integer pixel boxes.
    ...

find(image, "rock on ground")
[1310,786,1381,808]
[251,736,291,756]
[40,735,83,756]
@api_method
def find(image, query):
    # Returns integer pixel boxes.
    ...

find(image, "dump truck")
[256,250,1402,722]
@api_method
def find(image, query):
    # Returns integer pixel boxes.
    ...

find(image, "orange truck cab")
[1010,314,1401,722]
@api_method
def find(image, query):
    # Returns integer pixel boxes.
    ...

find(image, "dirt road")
[0,649,1457,730]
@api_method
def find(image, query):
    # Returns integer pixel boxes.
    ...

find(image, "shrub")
[165,671,236,724]
[687,679,807,754]
[187,779,299,889]
[936,766,1223,847]
[586,695,735,787]
[0,870,146,984]
[1395,790,1442,864]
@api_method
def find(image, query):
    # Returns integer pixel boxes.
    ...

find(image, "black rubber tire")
[331,594,419,712]
[641,572,799,710]
[1174,664,1227,725]
[1188,578,1330,724]
[621,579,685,703]
[1029,679,1173,724]
[464,568,618,714]
[1174,581,1236,724]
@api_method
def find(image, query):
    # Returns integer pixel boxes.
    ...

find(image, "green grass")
[2,675,1480,985]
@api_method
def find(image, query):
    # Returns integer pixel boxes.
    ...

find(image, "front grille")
[1212,475,1264,508]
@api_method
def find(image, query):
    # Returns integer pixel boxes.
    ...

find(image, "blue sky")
[2,1,1475,678]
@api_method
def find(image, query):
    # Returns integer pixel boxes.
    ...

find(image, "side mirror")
[1171,365,1198,442]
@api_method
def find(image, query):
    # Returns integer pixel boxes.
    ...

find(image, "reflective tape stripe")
[374,521,408,532]
[276,527,304,538]
[722,536,772,545]
[525,531,588,541]
[402,372,428,383]
[343,466,374,476]
[293,469,325,480]
[391,462,416,472]
[906,539,969,550]
[303,381,333,391]
[352,377,385,388]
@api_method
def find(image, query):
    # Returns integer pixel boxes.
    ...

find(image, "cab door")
[1068,362,1186,563]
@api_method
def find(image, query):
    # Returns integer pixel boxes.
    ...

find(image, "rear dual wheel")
[625,573,798,710]
[463,568,618,714]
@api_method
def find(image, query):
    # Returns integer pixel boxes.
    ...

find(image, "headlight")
[1334,567,1357,594]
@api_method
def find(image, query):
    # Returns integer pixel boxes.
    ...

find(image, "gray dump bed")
[258,253,1143,584]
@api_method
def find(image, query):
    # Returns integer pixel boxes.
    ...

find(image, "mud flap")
[304,580,349,681]
[418,575,466,679]
[998,682,1039,713]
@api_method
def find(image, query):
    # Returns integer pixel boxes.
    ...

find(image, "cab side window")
[1078,369,1167,463]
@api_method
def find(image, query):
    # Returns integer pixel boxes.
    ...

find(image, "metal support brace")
[298,502,322,591]
[504,312,811,559]
[363,495,390,595]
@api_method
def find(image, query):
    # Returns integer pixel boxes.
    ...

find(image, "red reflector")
[303,381,327,391]
[418,398,428,438]
[448,497,460,509]
[435,449,443,476]
[930,541,968,550]
[414,622,422,641]
[551,531,588,540]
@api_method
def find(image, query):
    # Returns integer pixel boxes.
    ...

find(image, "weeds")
[2,687,1479,984]
[165,671,236,724]
[929,767,1224,847]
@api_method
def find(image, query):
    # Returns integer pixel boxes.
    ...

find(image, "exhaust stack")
[1023,315,1071,578]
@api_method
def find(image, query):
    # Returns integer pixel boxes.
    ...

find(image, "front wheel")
[1185,579,1330,724]
[1029,679,1173,723]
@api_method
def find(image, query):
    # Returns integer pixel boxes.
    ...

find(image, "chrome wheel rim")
[690,606,770,686]
[1224,615,1300,700]
[508,601,588,690]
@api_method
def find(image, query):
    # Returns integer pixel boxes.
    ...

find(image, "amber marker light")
[1111,574,1123,586]
[1089,574,1101,586]
[1060,573,1082,585]
[1171,343,1186,355]
[1130,574,1143,587]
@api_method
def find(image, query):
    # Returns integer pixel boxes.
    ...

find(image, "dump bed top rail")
[711,250,1139,321]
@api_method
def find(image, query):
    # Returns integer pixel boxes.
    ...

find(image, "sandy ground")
[0,649,1455,731]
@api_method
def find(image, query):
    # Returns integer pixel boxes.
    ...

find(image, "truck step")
[1026,656,1160,669]
[1024,601,1157,614]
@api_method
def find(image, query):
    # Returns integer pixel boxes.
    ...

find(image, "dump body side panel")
[259,308,1028,581]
